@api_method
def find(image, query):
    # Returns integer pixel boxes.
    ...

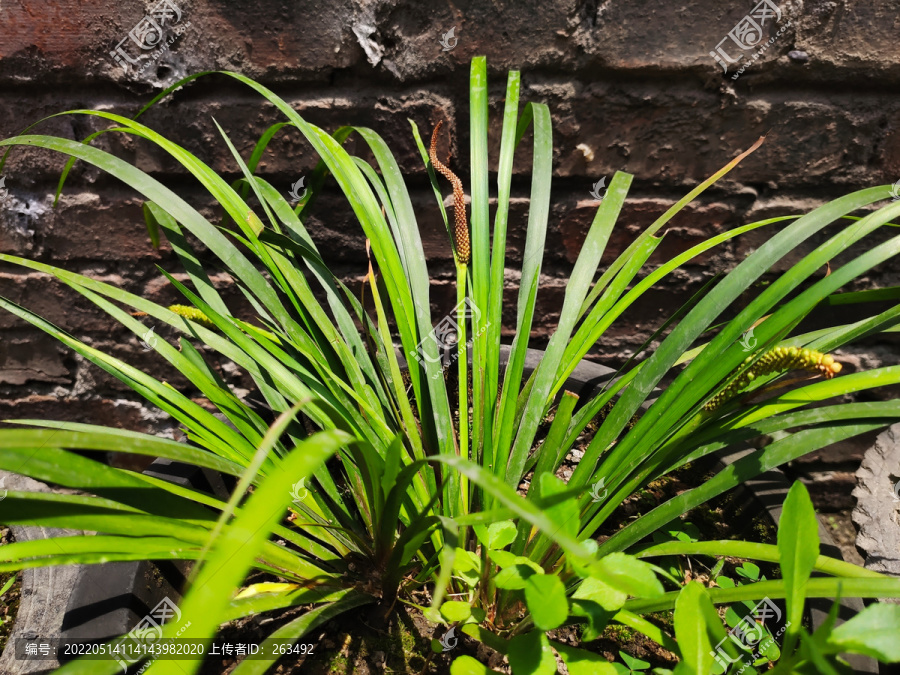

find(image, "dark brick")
[791,429,879,465]
[790,0,900,85]
[0,333,71,385]
[0,271,119,332]
[520,84,894,187]
[0,1,361,86]
[572,1,791,73]
[357,0,581,83]
[91,91,454,180]
[0,394,162,433]
[558,197,737,266]
[39,192,170,262]
[736,197,900,275]
[2,0,900,507]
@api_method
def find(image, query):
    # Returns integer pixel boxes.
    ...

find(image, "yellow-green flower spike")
[704,346,842,411]
[130,306,217,329]
[168,304,216,329]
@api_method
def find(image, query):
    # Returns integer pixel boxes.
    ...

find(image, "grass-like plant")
[1,58,900,674]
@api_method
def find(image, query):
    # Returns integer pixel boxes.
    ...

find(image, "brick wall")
[1,0,899,503]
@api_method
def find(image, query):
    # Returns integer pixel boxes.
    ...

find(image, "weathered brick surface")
[0,272,120,332]
[1,0,899,491]
[0,332,69,385]
[557,198,739,266]
[0,394,166,435]
[84,92,456,179]
[0,1,361,85]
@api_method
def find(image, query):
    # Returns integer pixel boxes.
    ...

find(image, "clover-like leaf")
[620,651,651,670]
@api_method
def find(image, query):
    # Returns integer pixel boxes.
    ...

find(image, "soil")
[820,511,865,567]
[198,595,467,674]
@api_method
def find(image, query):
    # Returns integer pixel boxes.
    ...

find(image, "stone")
[852,422,900,587]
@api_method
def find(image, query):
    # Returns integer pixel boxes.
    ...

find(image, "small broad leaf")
[778,482,820,642]
[827,603,900,662]
[587,552,664,599]
[524,574,568,630]
[492,550,543,572]
[700,592,741,671]
[667,523,700,543]
[570,598,614,642]
[534,472,579,540]
[450,655,506,675]
[572,576,627,612]
[508,631,557,675]
[555,642,618,674]
[453,548,482,585]
[423,607,444,624]
[441,601,473,623]
[469,606,487,623]
[453,548,482,572]
[475,520,518,550]
[487,521,517,550]
[674,582,714,674]
[569,538,600,578]
[495,564,538,590]
[724,605,743,628]
[491,550,518,567]
[759,634,781,661]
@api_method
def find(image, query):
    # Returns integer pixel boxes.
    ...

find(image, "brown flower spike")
[429,121,470,266]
